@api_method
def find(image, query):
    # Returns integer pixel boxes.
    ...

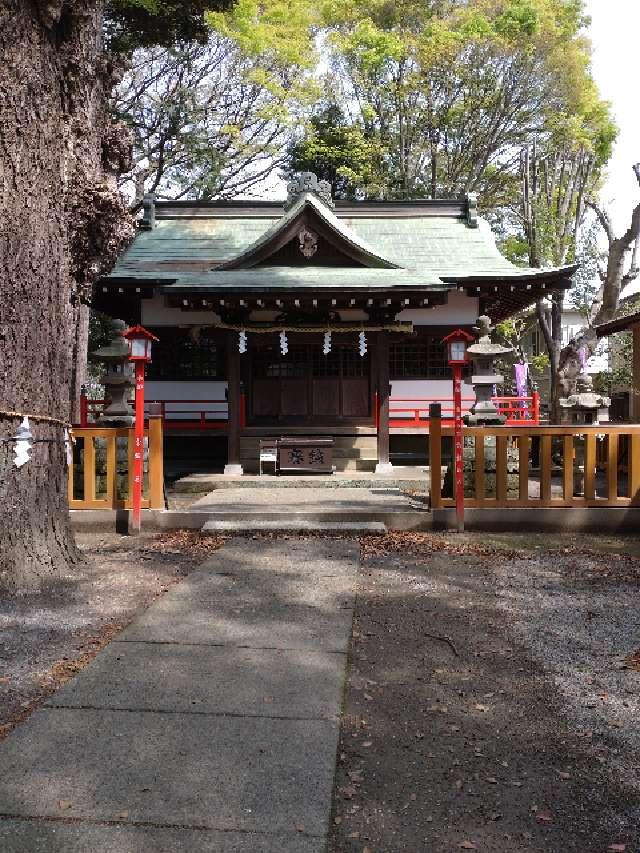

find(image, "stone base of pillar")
[223,463,244,476]
[375,461,394,475]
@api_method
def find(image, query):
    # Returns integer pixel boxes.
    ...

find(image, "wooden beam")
[225,331,243,475]
[633,324,640,421]
[375,330,391,471]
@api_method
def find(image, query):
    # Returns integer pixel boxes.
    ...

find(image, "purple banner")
[514,362,528,398]
[578,346,588,371]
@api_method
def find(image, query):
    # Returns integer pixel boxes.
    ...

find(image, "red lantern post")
[442,329,474,533]
[123,325,158,534]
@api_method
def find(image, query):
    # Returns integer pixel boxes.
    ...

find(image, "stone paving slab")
[0,821,324,853]
[201,520,387,534]
[202,537,360,576]
[119,539,356,650]
[0,538,358,851]
[0,709,337,836]
[191,486,413,512]
[118,594,353,650]
[46,642,345,718]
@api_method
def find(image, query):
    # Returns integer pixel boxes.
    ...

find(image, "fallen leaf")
[535,810,553,824]
[295,823,305,833]
[334,816,342,825]
[607,844,627,852]
[474,703,490,712]
[460,842,477,850]
[362,740,373,747]
[114,810,129,820]
[485,776,498,784]
[58,799,72,811]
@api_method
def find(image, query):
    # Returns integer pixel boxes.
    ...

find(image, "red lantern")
[122,325,158,533]
[442,328,473,366]
[123,325,158,363]
[441,328,473,533]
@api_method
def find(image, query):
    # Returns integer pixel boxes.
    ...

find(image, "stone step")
[240,436,378,451]
[201,520,387,535]
[336,460,377,472]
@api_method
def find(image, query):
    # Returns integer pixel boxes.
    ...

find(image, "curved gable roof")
[216,193,401,271]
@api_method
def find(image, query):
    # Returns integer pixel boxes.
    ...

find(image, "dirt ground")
[0,531,225,739]
[328,532,640,853]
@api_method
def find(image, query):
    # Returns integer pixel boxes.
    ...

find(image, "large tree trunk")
[0,1,131,591]
[556,196,640,403]
[536,292,563,422]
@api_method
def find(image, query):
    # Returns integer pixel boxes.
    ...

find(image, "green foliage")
[106,1,231,52]
[207,0,318,67]
[285,103,386,198]
[530,353,550,374]
[570,217,604,314]
[593,332,632,393]
[117,32,316,205]
[307,0,613,206]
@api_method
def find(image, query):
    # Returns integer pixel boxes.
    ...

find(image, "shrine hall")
[93,173,576,474]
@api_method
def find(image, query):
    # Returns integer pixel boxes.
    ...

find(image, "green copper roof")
[107,197,575,292]
[217,192,401,270]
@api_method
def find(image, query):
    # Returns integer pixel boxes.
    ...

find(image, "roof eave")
[440,264,578,285]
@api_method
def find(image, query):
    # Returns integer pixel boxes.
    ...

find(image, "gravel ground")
[0,531,225,739]
[496,553,640,797]
[328,532,640,853]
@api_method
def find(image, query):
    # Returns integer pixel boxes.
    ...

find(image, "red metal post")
[131,361,145,534]
[79,390,88,427]
[532,390,540,425]
[453,364,465,532]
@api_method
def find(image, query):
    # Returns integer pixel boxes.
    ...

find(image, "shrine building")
[93,174,576,474]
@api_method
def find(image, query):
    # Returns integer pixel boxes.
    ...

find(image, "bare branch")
[586,199,614,245]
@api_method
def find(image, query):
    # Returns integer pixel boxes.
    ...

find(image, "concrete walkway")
[0,538,358,852]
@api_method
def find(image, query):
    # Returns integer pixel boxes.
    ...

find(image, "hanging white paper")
[322,330,332,355]
[64,428,73,466]
[13,416,32,468]
[280,330,288,355]
[238,329,247,354]
[358,331,367,357]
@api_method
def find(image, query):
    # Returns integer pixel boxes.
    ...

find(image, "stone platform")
[172,467,429,494]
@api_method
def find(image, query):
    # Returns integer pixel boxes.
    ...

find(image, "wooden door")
[249,341,370,424]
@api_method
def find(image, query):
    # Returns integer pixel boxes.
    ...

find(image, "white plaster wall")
[397,292,479,325]
[146,380,228,421]
[142,295,219,326]
[390,378,474,419]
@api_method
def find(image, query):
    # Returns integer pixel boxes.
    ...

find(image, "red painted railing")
[79,396,230,430]
[79,391,539,430]
[388,392,540,429]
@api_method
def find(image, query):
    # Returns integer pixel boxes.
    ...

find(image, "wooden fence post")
[429,403,442,509]
[148,410,165,509]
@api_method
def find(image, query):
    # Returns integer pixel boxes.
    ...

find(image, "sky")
[585,0,640,233]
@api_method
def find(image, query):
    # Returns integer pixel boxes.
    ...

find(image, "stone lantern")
[453,314,519,500]
[92,318,135,427]
[464,315,513,426]
[559,372,611,425]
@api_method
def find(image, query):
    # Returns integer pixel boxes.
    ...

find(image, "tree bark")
[0,1,132,591]
[555,194,640,404]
